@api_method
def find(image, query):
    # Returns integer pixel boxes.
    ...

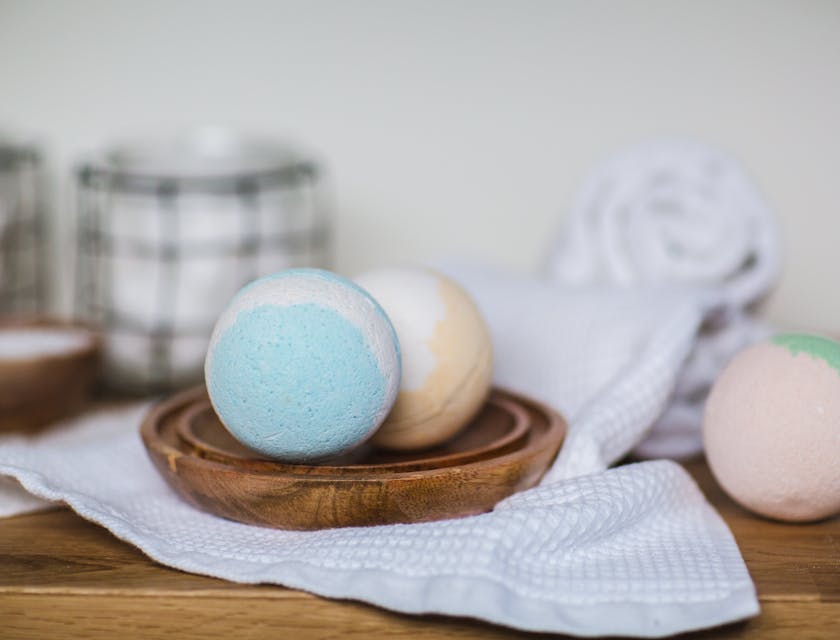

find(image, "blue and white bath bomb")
[204,268,401,462]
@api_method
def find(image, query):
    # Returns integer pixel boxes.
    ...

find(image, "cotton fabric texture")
[0,279,757,637]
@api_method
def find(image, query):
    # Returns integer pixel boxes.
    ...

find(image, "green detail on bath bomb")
[771,333,840,376]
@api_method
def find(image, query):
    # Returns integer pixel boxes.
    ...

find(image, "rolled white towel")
[547,139,780,312]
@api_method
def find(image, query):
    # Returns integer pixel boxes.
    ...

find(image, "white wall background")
[0,0,838,327]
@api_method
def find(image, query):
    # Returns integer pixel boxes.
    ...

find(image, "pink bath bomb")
[704,334,840,522]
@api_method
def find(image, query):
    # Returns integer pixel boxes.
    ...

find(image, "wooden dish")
[0,316,101,432]
[175,397,531,473]
[141,386,566,530]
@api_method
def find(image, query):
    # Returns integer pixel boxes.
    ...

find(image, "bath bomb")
[354,267,493,451]
[204,268,401,462]
[704,333,840,522]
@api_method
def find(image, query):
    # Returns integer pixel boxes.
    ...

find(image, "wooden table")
[1,459,837,639]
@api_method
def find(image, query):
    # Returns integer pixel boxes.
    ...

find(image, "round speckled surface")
[704,333,840,522]
[354,267,493,451]
[205,269,401,461]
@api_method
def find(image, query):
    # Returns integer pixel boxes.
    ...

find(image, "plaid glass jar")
[75,129,331,392]
[0,139,46,314]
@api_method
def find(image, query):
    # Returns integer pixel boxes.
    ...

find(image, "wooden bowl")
[175,398,531,473]
[0,316,101,432]
[141,387,566,530]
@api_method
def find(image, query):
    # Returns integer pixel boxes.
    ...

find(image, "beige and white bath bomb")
[704,333,840,522]
[354,267,493,451]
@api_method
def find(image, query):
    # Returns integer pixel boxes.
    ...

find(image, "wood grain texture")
[0,460,838,639]
[176,396,531,472]
[140,387,566,529]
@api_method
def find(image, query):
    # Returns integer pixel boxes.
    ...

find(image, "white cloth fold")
[0,278,758,637]
[435,262,704,480]
[546,139,780,457]
[636,311,774,458]
[0,475,54,517]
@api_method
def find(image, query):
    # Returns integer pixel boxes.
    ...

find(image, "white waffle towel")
[0,275,758,637]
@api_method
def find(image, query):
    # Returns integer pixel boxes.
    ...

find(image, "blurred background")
[0,0,838,326]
